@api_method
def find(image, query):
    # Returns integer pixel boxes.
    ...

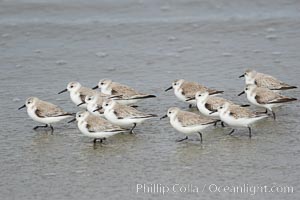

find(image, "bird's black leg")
[49,125,54,134]
[264,109,268,113]
[214,121,217,126]
[189,104,192,108]
[229,129,235,135]
[248,127,252,138]
[272,111,276,120]
[198,132,203,143]
[221,122,225,127]
[33,124,48,130]
[176,136,188,142]
[129,123,137,134]
[93,138,97,143]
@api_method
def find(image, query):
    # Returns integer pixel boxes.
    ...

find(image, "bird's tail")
[131,94,156,100]
[278,86,297,90]
[209,90,224,95]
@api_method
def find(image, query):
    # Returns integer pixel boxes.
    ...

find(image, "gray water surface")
[0,0,300,199]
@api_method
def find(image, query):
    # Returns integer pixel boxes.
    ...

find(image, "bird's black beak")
[209,110,217,115]
[77,102,85,107]
[238,91,245,96]
[18,104,26,110]
[239,74,245,78]
[68,118,76,123]
[93,106,102,112]
[92,85,99,90]
[165,86,172,92]
[186,97,195,101]
[160,115,167,120]
[58,88,67,94]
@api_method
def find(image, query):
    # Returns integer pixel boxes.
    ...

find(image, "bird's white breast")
[174,88,196,105]
[70,92,86,108]
[170,118,207,135]
[197,102,219,118]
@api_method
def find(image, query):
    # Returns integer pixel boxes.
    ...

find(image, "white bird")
[92,79,156,105]
[58,81,104,108]
[165,79,223,108]
[81,94,106,117]
[96,99,157,133]
[239,69,297,91]
[186,91,250,126]
[238,84,297,119]
[18,97,73,133]
[187,91,234,118]
[210,102,268,138]
[160,107,218,143]
[68,111,126,143]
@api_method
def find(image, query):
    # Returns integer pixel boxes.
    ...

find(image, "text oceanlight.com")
[136,183,294,195]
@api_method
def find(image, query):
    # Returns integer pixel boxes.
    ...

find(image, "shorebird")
[186,91,234,118]
[68,111,126,143]
[79,94,106,117]
[160,107,218,143]
[210,102,269,138]
[18,97,73,133]
[186,91,250,125]
[239,69,297,91]
[93,79,156,105]
[96,99,157,133]
[165,79,223,107]
[238,84,297,120]
[58,81,100,108]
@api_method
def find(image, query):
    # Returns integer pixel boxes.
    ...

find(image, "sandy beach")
[0,0,299,199]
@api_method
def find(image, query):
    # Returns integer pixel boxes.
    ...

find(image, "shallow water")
[0,0,300,199]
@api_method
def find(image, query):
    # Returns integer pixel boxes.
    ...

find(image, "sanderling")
[80,94,106,117]
[68,111,126,143]
[165,79,223,107]
[186,91,234,118]
[95,99,157,133]
[239,69,297,91]
[160,107,218,143]
[186,91,249,121]
[238,84,297,120]
[92,79,156,105]
[58,81,100,108]
[18,97,73,133]
[210,102,268,138]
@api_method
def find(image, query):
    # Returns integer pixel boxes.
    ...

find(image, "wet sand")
[0,0,299,199]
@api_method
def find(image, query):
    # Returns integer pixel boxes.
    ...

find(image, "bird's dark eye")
[105,104,108,106]
[70,86,73,88]
[88,98,91,100]
[174,83,177,86]
[220,107,223,109]
[79,115,81,117]
[28,102,31,104]
[101,83,104,85]
[245,88,248,91]
[168,112,171,114]
[198,95,201,97]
